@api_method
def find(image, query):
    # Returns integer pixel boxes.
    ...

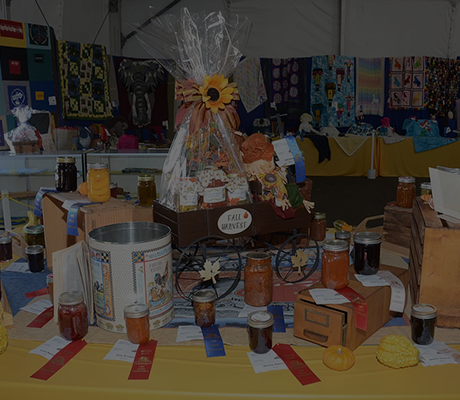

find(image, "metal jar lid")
[124,303,150,318]
[138,174,154,182]
[335,230,351,240]
[0,236,12,244]
[247,311,274,329]
[411,303,437,319]
[353,231,382,245]
[323,239,348,252]
[57,156,76,163]
[398,176,415,183]
[88,163,108,170]
[192,288,217,303]
[313,212,326,220]
[24,224,44,234]
[246,252,271,261]
[25,245,44,255]
[420,182,432,190]
[58,291,84,306]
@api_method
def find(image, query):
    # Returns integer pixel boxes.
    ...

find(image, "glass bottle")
[58,291,88,341]
[124,304,150,344]
[247,311,274,354]
[353,231,382,275]
[192,289,217,327]
[396,176,416,208]
[137,174,156,207]
[310,212,327,241]
[321,239,349,289]
[244,252,273,307]
[87,163,111,203]
[411,303,437,345]
[55,156,78,192]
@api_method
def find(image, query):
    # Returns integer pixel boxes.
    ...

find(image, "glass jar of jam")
[353,231,382,275]
[310,212,327,241]
[58,291,88,341]
[25,245,45,273]
[199,166,227,209]
[46,274,54,305]
[124,304,150,344]
[55,156,78,192]
[411,303,437,345]
[247,311,274,354]
[244,252,273,307]
[335,230,351,249]
[321,239,349,289]
[137,174,156,207]
[396,176,416,208]
[24,224,45,247]
[87,163,111,203]
[0,236,13,262]
[110,182,118,198]
[420,182,432,198]
[192,288,217,327]
[179,177,199,212]
[226,172,248,206]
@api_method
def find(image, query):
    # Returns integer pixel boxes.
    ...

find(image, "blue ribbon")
[267,304,286,333]
[201,325,226,358]
[34,188,59,217]
[285,135,306,183]
[66,202,100,236]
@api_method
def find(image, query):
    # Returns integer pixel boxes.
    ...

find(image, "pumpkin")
[78,181,88,196]
[376,335,419,369]
[0,303,8,355]
[322,345,355,371]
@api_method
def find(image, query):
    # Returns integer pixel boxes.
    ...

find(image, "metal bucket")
[88,222,174,333]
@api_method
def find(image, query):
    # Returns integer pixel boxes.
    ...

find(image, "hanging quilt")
[310,55,355,128]
[233,57,267,113]
[57,40,112,119]
[356,58,385,116]
[389,56,425,110]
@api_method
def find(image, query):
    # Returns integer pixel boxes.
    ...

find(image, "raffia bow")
[175,73,240,134]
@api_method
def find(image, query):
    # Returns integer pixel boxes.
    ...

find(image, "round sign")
[217,208,252,235]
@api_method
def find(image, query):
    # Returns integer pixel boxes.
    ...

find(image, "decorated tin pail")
[88,222,174,333]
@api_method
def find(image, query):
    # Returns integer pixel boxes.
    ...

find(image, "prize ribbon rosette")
[135,8,253,212]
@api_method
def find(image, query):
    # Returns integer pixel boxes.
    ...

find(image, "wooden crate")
[409,196,460,328]
[383,204,412,249]
[294,264,408,350]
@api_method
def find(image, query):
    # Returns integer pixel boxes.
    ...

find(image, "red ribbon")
[25,287,49,299]
[128,340,158,380]
[272,344,321,386]
[27,306,54,328]
[336,286,368,331]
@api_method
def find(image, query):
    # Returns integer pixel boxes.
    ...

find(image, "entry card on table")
[104,339,139,363]
[247,349,288,374]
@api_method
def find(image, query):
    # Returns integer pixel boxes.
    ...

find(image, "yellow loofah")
[376,335,419,369]
[0,303,8,355]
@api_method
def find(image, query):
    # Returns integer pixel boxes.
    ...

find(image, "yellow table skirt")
[2,339,460,399]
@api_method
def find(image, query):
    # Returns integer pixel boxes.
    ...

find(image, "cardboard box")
[42,192,134,270]
[294,264,409,350]
[132,203,154,223]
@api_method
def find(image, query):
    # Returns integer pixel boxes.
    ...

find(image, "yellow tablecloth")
[1,339,460,399]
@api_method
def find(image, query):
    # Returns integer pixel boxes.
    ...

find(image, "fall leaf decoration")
[291,250,310,274]
[199,260,221,284]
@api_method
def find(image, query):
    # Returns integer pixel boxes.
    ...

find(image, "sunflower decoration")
[199,73,236,113]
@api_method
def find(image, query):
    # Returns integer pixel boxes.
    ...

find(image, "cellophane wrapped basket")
[135,7,253,212]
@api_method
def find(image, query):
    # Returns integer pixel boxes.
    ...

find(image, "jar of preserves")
[226,172,248,206]
[110,182,118,198]
[396,176,416,208]
[137,174,156,207]
[0,236,13,262]
[58,291,88,341]
[124,304,150,344]
[244,252,273,307]
[335,230,351,248]
[25,245,45,273]
[87,163,111,203]
[24,225,45,247]
[353,231,382,275]
[46,274,54,305]
[179,177,199,212]
[199,166,227,209]
[411,303,437,345]
[310,212,327,241]
[55,156,78,192]
[321,239,349,289]
[247,311,274,354]
[420,182,432,199]
[192,288,217,327]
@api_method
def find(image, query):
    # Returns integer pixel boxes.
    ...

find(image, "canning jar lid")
[24,224,44,234]
[398,176,415,183]
[313,212,326,220]
[124,303,150,318]
[411,303,437,319]
[0,236,12,244]
[58,291,84,306]
[247,311,274,329]
[57,156,76,163]
[335,230,351,239]
[353,231,382,245]
[88,163,108,169]
[323,239,348,252]
[138,174,154,182]
[25,244,44,255]
[192,288,217,303]
[420,182,432,189]
[246,252,271,261]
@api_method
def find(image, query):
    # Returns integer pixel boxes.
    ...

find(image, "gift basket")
[4,106,41,154]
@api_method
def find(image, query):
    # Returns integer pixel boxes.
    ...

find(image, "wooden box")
[42,192,134,269]
[383,204,412,249]
[409,196,460,328]
[294,264,409,350]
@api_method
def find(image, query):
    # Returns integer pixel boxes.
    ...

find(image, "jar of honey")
[24,224,45,247]
[87,163,111,203]
[55,157,78,192]
[321,239,349,289]
[396,176,416,208]
[247,311,274,354]
[58,291,88,341]
[192,288,217,327]
[137,174,156,207]
[310,212,327,241]
[124,304,150,344]
[244,252,273,307]
[353,231,382,275]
